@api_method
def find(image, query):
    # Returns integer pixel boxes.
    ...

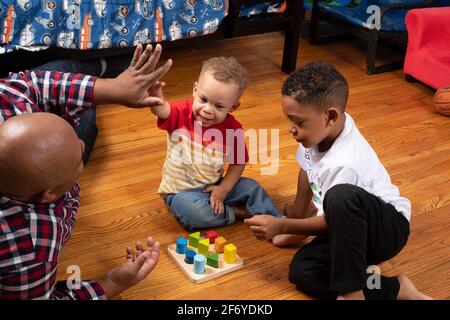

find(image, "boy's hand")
[203,185,228,215]
[244,215,284,240]
[94,44,172,107]
[97,236,160,299]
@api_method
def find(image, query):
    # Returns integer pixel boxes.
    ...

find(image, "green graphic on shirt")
[310,182,321,204]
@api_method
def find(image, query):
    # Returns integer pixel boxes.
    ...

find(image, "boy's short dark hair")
[282,61,349,112]
[200,57,249,94]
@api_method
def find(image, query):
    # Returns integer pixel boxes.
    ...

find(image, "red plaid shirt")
[0,70,106,300]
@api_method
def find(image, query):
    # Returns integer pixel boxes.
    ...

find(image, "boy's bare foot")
[284,202,317,218]
[337,290,365,300]
[272,234,308,247]
[232,207,252,219]
[397,274,433,300]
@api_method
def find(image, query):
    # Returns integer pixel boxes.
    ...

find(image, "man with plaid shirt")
[0,44,171,299]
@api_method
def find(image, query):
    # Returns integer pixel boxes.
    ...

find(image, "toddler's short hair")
[282,61,349,112]
[200,57,249,93]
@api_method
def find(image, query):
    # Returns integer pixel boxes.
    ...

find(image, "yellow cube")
[214,237,227,254]
[223,243,237,264]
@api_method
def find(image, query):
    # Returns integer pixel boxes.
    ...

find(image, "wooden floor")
[57,32,450,300]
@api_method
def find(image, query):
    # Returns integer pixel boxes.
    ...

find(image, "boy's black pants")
[289,184,410,300]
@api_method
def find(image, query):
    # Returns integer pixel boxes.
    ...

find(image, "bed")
[0,0,303,74]
[0,0,229,53]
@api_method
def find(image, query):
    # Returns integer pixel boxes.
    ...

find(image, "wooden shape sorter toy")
[167,230,244,284]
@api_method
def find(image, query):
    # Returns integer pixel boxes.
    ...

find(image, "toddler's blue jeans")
[164,177,284,230]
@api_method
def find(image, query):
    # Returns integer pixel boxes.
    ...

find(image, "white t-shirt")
[296,113,411,221]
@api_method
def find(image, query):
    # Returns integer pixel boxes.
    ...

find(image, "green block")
[207,252,219,268]
[188,232,201,248]
[197,238,210,256]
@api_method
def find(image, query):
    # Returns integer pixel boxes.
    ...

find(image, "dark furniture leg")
[310,1,320,44]
[405,74,417,83]
[282,0,302,73]
[366,32,378,75]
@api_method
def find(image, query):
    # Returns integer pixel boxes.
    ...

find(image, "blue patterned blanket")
[0,0,228,54]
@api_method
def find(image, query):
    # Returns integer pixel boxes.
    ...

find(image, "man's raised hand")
[94,44,172,107]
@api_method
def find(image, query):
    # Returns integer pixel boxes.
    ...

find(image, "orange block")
[214,236,227,254]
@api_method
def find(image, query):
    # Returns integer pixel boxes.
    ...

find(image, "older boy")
[0,44,170,299]
[245,61,432,300]
[149,57,283,230]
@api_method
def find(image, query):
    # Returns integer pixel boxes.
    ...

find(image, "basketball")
[433,86,450,116]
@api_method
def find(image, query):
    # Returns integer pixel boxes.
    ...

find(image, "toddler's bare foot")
[232,207,252,219]
[272,234,308,247]
[397,274,433,300]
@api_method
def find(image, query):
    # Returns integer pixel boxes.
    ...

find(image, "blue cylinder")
[176,237,187,254]
[184,249,196,264]
[193,254,206,274]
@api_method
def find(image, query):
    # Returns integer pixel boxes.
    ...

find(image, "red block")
[203,230,218,244]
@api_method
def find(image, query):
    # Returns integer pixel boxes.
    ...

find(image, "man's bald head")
[0,113,85,202]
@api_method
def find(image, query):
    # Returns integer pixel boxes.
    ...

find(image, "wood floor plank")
[56,32,449,300]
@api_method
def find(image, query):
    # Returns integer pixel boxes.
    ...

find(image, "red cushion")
[404,7,450,89]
